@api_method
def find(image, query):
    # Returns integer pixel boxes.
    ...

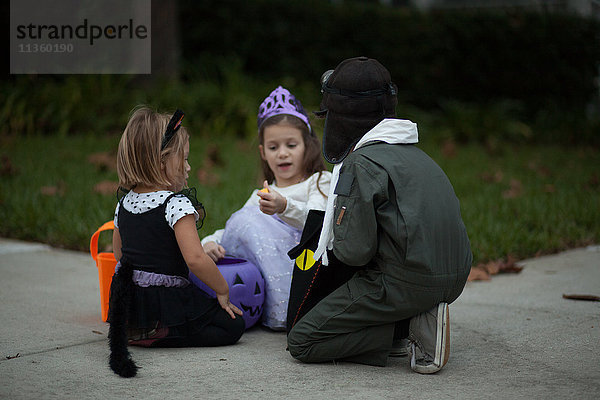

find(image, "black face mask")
[315,57,398,164]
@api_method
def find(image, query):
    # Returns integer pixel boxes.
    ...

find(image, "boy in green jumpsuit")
[287,57,472,374]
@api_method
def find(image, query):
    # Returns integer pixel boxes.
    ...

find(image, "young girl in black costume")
[109,107,244,378]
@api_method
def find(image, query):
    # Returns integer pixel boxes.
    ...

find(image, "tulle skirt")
[220,206,301,330]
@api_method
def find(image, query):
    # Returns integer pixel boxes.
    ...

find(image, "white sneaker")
[408,302,450,374]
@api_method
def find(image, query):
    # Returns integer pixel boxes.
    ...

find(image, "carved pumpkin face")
[189,257,265,329]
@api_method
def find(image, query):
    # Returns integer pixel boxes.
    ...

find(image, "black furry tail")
[108,260,139,378]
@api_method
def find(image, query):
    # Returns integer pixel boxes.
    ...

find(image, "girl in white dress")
[202,86,331,330]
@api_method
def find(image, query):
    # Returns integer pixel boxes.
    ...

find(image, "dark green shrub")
[180,0,600,116]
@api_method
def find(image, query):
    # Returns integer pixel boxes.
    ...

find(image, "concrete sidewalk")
[0,238,598,399]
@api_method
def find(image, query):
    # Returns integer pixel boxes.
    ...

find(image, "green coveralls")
[288,142,472,366]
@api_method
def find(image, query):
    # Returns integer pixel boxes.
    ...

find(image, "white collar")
[314,119,418,265]
[355,118,418,149]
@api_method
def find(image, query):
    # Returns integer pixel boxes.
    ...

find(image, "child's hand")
[203,241,226,262]
[216,293,243,319]
[257,180,287,215]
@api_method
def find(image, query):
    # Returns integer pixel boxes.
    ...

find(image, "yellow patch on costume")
[295,249,317,271]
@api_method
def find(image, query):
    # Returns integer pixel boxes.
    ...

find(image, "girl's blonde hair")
[117,107,189,190]
[258,114,327,195]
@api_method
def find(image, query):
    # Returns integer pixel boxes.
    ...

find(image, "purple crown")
[257,86,311,133]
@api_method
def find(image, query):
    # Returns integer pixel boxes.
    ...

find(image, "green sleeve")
[332,158,387,266]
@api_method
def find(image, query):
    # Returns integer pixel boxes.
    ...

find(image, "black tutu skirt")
[127,283,220,329]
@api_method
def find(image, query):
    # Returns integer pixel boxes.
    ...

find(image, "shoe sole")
[389,348,408,357]
[411,302,450,374]
[389,338,409,357]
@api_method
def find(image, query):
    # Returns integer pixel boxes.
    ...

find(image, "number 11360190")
[18,43,74,53]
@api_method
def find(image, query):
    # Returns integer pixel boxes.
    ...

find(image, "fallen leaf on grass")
[88,152,117,172]
[468,255,523,281]
[528,161,551,178]
[479,170,504,183]
[235,140,252,153]
[482,260,502,275]
[536,166,551,178]
[467,268,491,281]
[586,173,599,190]
[93,181,119,196]
[41,181,67,197]
[41,186,58,196]
[502,179,523,199]
[1,155,18,177]
[197,168,220,186]
[544,184,556,193]
[205,144,224,168]
[441,139,457,159]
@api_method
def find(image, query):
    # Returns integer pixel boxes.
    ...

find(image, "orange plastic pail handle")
[90,220,115,262]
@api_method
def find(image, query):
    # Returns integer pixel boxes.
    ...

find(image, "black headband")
[321,83,397,98]
[161,109,185,150]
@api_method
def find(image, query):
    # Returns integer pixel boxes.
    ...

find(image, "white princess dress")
[202,171,331,330]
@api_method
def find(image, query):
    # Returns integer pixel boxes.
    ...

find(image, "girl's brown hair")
[258,114,327,196]
[117,107,189,191]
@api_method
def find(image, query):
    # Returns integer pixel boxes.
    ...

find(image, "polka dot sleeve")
[165,194,199,229]
[113,201,120,229]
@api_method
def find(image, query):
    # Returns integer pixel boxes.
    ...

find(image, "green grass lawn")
[0,133,598,265]
[424,140,599,262]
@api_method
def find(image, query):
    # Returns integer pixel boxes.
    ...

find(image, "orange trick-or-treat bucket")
[90,221,117,322]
